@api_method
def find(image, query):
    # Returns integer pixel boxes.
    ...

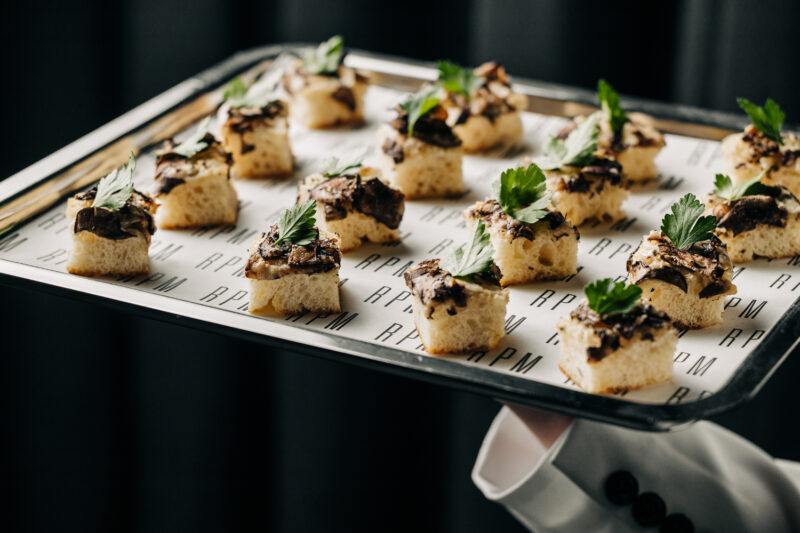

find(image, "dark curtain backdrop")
[2,1,800,532]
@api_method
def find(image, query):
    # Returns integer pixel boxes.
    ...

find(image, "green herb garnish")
[713,170,772,200]
[273,200,318,246]
[585,278,642,315]
[492,163,552,225]
[223,78,247,104]
[661,193,717,249]
[223,65,284,109]
[538,113,599,169]
[160,117,211,158]
[322,156,362,178]
[440,220,495,281]
[437,60,484,100]
[737,97,784,144]
[399,86,440,136]
[597,79,628,134]
[303,35,344,75]
[92,152,136,211]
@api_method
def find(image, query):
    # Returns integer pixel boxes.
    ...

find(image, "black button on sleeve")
[660,513,694,533]
[604,470,639,505]
[632,492,667,527]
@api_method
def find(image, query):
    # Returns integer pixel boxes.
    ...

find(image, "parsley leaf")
[223,60,286,108]
[223,78,247,104]
[661,193,717,249]
[713,169,772,200]
[322,156,362,178]
[585,278,642,315]
[440,220,495,281]
[737,97,784,144]
[597,79,628,134]
[92,152,136,211]
[437,60,485,99]
[303,35,344,75]
[399,86,441,136]
[274,199,319,246]
[538,113,599,169]
[161,117,211,158]
[243,67,285,107]
[492,163,552,224]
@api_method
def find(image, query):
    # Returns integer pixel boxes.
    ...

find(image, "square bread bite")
[297,165,404,251]
[376,89,463,199]
[533,110,628,225]
[66,155,157,276]
[558,299,677,394]
[245,202,341,315]
[404,259,508,355]
[220,101,293,179]
[560,111,665,183]
[463,164,579,286]
[543,157,629,225]
[559,80,665,182]
[721,124,800,198]
[464,200,578,286]
[599,111,665,182]
[438,61,527,153]
[703,184,800,263]
[153,128,238,229]
[627,232,737,328]
[282,58,368,129]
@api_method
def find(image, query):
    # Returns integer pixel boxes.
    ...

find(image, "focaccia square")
[463,200,578,286]
[282,58,369,129]
[245,226,341,315]
[558,302,677,394]
[627,232,737,328]
[220,101,293,179]
[297,166,404,251]
[404,259,508,354]
[66,188,157,276]
[153,134,238,228]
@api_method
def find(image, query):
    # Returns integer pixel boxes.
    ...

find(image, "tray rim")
[1,43,798,431]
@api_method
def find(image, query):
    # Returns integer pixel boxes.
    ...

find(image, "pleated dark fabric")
[2,1,800,531]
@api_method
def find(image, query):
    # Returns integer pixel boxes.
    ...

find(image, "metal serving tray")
[2,44,799,431]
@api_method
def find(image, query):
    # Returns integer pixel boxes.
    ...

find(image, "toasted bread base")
[634,279,726,329]
[248,271,341,315]
[410,282,508,355]
[313,209,399,252]
[67,231,150,276]
[452,112,523,153]
[465,215,578,286]
[616,145,662,183]
[557,317,677,394]
[290,80,368,129]
[718,216,800,263]
[221,117,293,179]
[156,172,238,229]
[375,125,463,199]
[549,181,629,226]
